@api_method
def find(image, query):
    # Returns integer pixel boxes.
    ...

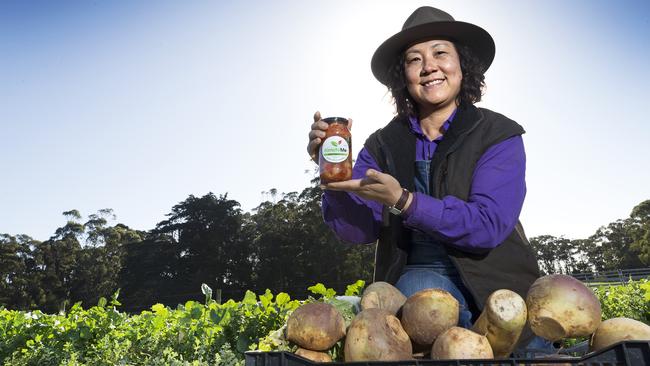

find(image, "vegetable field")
[0,279,647,365]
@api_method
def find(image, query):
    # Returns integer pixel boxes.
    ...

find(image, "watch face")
[388,206,402,215]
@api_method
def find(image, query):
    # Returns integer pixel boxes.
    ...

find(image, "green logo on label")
[322,137,350,163]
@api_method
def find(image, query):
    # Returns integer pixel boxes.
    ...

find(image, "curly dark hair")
[385,41,486,118]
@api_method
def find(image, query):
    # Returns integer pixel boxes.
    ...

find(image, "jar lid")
[322,117,349,125]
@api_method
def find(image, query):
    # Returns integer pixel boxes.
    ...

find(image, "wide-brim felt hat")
[371,6,495,85]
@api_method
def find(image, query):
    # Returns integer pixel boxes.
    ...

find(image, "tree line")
[529,199,649,275]
[0,180,648,313]
[0,183,374,313]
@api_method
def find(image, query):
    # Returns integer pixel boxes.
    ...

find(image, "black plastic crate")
[245,341,650,366]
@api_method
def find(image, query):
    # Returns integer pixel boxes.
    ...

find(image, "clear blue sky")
[1,0,649,241]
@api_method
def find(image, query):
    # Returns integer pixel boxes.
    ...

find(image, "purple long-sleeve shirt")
[322,112,526,251]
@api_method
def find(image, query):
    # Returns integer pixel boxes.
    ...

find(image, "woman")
[307,6,546,352]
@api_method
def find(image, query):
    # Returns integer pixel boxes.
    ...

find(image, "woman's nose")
[421,57,437,75]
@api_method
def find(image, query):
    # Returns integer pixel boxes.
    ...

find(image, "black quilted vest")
[364,104,540,347]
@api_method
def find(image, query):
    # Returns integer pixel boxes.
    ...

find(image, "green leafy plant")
[345,280,365,296]
[0,285,302,365]
[593,278,650,323]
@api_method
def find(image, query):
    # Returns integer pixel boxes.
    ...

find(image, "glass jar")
[319,117,352,184]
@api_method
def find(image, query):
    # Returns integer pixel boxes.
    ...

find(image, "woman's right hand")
[307,111,353,164]
[307,111,328,164]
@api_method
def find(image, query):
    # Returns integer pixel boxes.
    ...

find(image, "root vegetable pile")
[281,276,647,362]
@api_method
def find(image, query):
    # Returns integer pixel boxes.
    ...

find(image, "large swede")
[360,281,406,315]
[431,327,494,360]
[400,288,459,349]
[285,302,346,351]
[344,308,412,362]
[472,289,527,357]
[526,274,601,341]
[590,317,650,352]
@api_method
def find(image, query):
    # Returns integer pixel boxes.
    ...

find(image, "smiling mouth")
[421,79,444,87]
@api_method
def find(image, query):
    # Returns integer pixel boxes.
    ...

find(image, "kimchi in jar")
[319,117,352,184]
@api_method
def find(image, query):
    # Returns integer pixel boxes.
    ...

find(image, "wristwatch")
[388,188,410,216]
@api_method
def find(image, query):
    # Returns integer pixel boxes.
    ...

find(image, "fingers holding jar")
[307,111,330,163]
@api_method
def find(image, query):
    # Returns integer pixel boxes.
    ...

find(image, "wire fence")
[570,267,650,286]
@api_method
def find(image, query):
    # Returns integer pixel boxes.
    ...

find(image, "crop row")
[0,279,647,365]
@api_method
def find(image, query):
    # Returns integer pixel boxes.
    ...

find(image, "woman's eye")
[406,57,421,64]
[435,51,446,56]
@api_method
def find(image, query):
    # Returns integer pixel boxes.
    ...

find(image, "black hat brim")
[371,21,495,85]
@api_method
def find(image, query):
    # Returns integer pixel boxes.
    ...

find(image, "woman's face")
[404,39,462,113]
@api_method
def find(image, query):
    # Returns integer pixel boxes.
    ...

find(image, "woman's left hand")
[322,169,404,207]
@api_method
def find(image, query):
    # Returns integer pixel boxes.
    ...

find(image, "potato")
[472,289,527,357]
[360,281,406,315]
[400,288,459,350]
[431,327,493,360]
[526,274,601,341]
[344,308,412,362]
[590,317,650,352]
[295,348,332,362]
[285,302,345,351]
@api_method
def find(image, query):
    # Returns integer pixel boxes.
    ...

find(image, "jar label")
[321,136,350,163]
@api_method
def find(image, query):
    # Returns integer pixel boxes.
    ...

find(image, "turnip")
[526,274,601,341]
[344,308,412,362]
[400,288,459,349]
[285,302,346,351]
[431,326,493,360]
[472,289,527,358]
[360,281,406,315]
[295,348,332,362]
[590,317,650,352]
